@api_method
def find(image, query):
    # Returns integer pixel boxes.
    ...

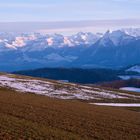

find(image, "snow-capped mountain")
[70,32,100,45]
[0,29,140,71]
[0,32,99,51]
[0,29,137,51]
[96,30,135,47]
[121,28,140,37]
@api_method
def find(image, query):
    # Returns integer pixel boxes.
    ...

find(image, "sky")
[0,0,140,34]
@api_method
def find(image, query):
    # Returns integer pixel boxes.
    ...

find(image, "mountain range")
[0,28,140,71]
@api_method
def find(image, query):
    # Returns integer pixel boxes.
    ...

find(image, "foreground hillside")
[0,73,140,103]
[0,87,140,140]
[0,73,140,139]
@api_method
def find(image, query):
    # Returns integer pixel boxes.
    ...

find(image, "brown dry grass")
[0,87,139,140]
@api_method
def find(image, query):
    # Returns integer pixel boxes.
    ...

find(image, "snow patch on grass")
[90,103,140,107]
[120,87,140,93]
[0,75,140,102]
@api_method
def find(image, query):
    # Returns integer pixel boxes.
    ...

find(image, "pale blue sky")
[0,0,140,34]
[0,0,140,21]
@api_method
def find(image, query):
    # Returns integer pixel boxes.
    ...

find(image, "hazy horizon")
[0,19,140,35]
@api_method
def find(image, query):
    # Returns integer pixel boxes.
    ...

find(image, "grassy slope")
[0,87,140,140]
